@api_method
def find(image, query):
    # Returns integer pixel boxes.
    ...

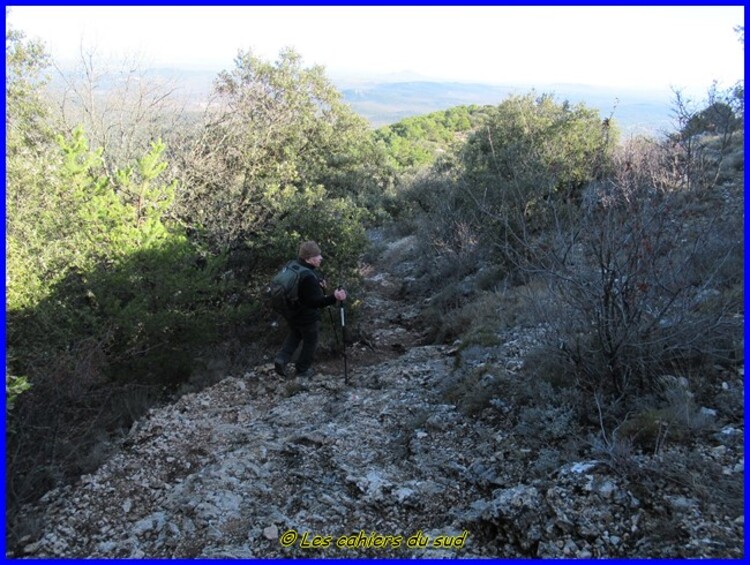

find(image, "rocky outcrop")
[15,236,744,558]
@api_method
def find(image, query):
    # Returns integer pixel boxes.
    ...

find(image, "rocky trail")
[15,236,745,558]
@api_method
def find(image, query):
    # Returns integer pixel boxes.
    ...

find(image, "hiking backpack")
[267,261,312,318]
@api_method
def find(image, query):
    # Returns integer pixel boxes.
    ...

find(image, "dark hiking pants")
[275,320,320,373]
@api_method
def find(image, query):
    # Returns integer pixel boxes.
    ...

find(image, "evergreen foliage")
[7,127,231,384]
[460,93,615,207]
[396,93,617,262]
[176,48,389,258]
[6,43,381,510]
[373,105,491,169]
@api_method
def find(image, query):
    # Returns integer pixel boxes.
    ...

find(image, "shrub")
[175,48,390,251]
[457,93,616,260]
[5,129,237,516]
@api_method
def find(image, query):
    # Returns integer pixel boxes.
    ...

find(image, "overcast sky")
[7,5,745,95]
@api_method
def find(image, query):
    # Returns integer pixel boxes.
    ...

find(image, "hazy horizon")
[8,5,743,100]
[43,62,676,135]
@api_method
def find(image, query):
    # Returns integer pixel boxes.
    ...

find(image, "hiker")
[274,241,347,378]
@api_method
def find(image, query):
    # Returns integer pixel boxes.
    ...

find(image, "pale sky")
[6,5,745,95]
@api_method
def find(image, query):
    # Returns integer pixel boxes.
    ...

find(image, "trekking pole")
[338,290,348,385]
[327,308,340,350]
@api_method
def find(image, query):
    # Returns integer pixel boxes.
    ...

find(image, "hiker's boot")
[274,359,288,377]
[295,367,316,379]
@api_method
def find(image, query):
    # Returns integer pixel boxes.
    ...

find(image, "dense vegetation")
[5,22,744,550]
[5,31,391,517]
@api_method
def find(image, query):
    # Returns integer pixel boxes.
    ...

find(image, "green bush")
[458,93,616,256]
[373,105,491,170]
[175,48,392,251]
[6,128,239,513]
[7,129,234,382]
[253,185,368,274]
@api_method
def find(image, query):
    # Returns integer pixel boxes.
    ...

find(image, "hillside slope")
[14,235,744,558]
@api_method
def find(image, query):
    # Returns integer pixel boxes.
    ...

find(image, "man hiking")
[273,241,347,378]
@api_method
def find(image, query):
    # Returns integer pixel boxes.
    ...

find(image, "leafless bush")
[49,45,188,177]
[405,89,741,417]
[669,84,744,191]
[509,134,742,402]
[562,193,736,394]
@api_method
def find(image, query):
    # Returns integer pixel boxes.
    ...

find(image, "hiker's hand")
[334,289,347,302]
[319,278,328,290]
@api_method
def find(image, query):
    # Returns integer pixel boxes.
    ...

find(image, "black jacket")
[292,259,337,325]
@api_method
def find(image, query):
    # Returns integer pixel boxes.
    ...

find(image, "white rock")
[394,487,416,503]
[263,525,279,540]
[133,512,167,536]
[568,461,599,474]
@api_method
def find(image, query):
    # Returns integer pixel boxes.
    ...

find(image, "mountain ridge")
[71,66,673,134]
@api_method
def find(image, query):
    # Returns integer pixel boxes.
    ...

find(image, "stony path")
[18,237,493,558]
[314,236,425,378]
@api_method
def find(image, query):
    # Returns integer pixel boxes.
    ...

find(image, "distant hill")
[338,80,675,136]
[340,82,518,127]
